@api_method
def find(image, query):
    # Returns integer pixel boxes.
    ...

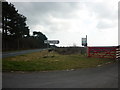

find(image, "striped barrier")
[116,45,120,60]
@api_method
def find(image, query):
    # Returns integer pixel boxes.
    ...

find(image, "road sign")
[44,40,59,44]
[82,38,87,46]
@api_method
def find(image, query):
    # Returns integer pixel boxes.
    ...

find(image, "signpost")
[44,40,59,44]
[82,35,88,56]
[44,40,60,49]
[44,40,60,57]
[82,35,87,46]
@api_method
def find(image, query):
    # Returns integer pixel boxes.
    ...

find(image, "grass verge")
[2,50,115,71]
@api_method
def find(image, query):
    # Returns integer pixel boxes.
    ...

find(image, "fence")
[87,46,119,59]
[116,45,120,60]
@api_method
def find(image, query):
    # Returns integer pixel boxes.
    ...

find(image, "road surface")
[2,63,118,88]
[2,48,47,58]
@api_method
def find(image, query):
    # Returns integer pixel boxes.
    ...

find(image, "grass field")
[2,50,115,71]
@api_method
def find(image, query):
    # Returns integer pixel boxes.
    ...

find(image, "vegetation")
[3,50,115,71]
[54,47,86,55]
[2,2,48,51]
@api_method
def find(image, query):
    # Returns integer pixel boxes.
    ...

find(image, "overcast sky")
[7,0,119,46]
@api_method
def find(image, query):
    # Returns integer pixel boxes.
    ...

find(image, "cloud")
[83,1,118,29]
[12,2,117,30]
[12,2,81,33]
[96,19,117,29]
[8,1,118,46]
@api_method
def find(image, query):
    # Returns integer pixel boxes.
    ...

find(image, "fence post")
[116,45,120,60]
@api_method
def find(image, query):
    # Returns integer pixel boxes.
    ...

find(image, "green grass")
[2,50,115,71]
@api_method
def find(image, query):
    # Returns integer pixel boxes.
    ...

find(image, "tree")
[2,2,48,50]
[2,2,30,50]
[33,31,48,48]
[2,2,18,37]
[2,2,18,49]
[33,31,47,40]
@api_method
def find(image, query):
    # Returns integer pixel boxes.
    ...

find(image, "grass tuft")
[2,50,115,71]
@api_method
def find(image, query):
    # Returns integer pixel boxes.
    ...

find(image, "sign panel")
[82,38,87,46]
[44,40,59,44]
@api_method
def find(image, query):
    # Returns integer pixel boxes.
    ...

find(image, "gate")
[87,46,117,59]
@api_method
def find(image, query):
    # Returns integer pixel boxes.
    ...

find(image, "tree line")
[2,2,48,51]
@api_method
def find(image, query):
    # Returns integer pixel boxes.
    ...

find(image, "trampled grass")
[2,50,115,71]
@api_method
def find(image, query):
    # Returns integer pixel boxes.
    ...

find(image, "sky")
[6,0,119,47]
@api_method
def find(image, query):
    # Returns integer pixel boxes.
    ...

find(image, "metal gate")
[87,46,117,58]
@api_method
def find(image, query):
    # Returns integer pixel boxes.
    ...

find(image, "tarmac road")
[2,48,47,58]
[2,63,118,88]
